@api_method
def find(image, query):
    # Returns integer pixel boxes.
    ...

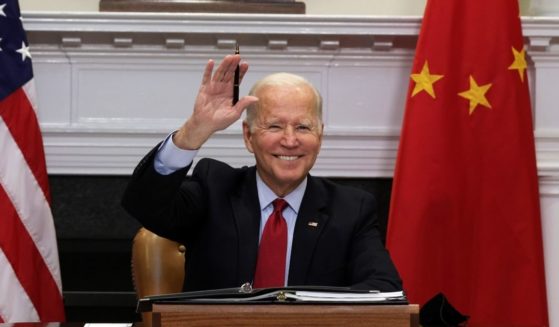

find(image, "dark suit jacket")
[122,147,402,292]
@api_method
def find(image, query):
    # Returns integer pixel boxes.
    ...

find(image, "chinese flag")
[386,0,548,326]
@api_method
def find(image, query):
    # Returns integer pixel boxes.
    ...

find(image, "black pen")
[233,43,240,105]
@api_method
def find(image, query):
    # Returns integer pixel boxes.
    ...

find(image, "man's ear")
[242,121,254,153]
[318,123,324,143]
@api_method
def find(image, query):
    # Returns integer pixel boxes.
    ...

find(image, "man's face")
[243,85,323,197]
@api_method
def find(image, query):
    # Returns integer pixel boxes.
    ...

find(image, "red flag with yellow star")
[386,0,548,325]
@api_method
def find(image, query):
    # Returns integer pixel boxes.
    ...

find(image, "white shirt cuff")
[154,132,198,175]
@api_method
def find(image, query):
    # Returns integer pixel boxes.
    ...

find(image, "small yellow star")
[458,75,492,115]
[508,46,527,82]
[410,60,444,98]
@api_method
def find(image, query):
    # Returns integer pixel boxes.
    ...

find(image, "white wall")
[18,0,536,16]
[20,0,99,12]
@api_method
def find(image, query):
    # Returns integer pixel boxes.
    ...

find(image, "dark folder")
[137,285,408,313]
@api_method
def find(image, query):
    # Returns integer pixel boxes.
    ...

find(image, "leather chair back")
[131,227,185,327]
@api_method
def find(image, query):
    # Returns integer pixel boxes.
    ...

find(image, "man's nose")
[281,127,299,147]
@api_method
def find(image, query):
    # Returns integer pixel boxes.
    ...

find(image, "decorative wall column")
[525,17,559,327]
[540,177,559,327]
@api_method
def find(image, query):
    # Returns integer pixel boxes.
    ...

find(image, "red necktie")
[253,198,288,288]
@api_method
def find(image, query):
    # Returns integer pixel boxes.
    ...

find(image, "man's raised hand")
[174,55,258,150]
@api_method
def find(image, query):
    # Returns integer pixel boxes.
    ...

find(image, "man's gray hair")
[244,73,323,129]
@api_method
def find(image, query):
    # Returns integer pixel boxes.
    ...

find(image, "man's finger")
[212,55,237,82]
[232,95,259,116]
[239,62,249,83]
[201,59,214,85]
[222,55,242,82]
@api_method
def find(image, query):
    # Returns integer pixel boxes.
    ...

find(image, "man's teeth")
[278,155,298,161]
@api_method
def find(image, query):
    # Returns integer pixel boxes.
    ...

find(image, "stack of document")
[209,289,406,303]
[283,290,405,302]
[137,286,407,312]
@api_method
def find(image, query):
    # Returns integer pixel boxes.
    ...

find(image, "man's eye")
[267,125,282,130]
[296,125,311,132]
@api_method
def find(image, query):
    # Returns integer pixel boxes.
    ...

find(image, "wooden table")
[151,303,420,327]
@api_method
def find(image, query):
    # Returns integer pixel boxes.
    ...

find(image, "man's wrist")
[154,132,198,175]
[173,120,210,150]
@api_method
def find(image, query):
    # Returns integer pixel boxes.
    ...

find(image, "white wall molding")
[22,12,559,178]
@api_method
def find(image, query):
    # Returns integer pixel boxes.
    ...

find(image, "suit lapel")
[288,176,329,286]
[230,166,261,285]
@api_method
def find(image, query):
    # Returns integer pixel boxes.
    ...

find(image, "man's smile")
[276,155,301,161]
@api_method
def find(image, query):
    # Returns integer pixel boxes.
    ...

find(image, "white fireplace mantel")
[22,12,559,178]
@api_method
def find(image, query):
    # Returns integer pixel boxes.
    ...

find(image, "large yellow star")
[410,60,444,98]
[458,75,492,115]
[508,46,527,82]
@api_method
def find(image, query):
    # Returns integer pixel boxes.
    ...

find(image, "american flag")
[0,0,65,322]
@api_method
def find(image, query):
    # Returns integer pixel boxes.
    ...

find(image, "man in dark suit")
[122,54,402,292]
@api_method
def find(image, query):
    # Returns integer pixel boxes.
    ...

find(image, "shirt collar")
[256,172,307,214]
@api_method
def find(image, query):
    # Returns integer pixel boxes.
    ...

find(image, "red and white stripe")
[0,80,65,322]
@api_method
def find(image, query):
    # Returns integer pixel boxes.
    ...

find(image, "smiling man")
[243,73,323,198]
[122,55,402,292]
